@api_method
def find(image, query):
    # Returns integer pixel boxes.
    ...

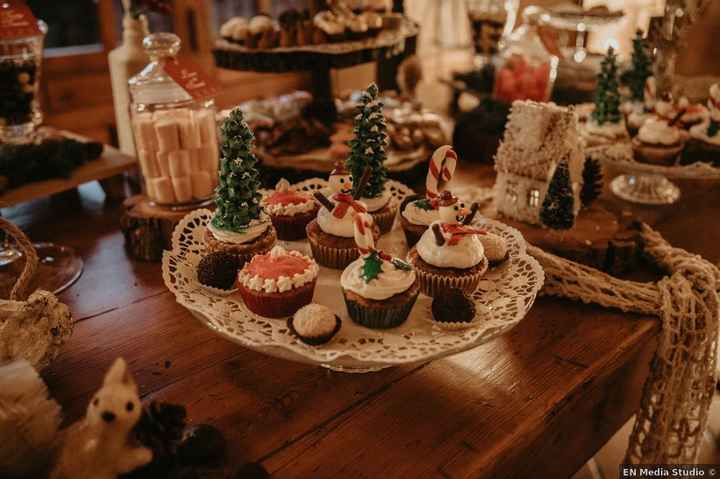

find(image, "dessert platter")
[163,85,543,372]
[213,4,419,72]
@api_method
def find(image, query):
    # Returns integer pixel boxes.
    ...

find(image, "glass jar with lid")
[492,6,558,104]
[0,8,47,144]
[129,32,219,209]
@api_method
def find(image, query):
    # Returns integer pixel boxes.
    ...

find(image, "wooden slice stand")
[120,195,196,262]
[492,206,641,274]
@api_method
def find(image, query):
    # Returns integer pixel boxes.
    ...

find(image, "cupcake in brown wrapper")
[343,282,419,329]
[262,179,319,241]
[306,219,379,269]
[236,246,319,319]
[204,225,277,265]
[368,203,397,235]
[631,136,684,166]
[632,118,687,166]
[407,247,488,297]
[399,194,436,248]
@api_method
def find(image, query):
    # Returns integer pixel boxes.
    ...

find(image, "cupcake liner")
[370,205,398,235]
[199,283,238,297]
[427,316,482,331]
[681,138,720,166]
[632,138,685,166]
[408,252,488,297]
[269,209,317,241]
[238,279,317,319]
[287,315,342,346]
[307,236,359,269]
[342,288,418,329]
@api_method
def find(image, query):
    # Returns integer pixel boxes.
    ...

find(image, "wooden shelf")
[0,138,136,209]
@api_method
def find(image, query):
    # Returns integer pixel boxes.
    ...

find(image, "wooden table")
[5,165,719,478]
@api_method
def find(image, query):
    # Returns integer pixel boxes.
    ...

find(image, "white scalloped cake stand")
[162,179,544,372]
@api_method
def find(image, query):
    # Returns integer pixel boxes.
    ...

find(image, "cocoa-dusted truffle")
[431,288,476,324]
[196,251,239,290]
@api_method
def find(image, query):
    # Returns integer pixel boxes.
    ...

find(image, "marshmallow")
[133,113,158,152]
[191,171,214,199]
[194,109,218,145]
[168,150,192,178]
[155,120,180,152]
[172,176,193,203]
[179,115,202,149]
[149,177,176,204]
[193,145,218,175]
[156,151,171,177]
[138,149,160,178]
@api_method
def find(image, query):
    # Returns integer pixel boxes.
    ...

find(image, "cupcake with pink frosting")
[262,179,318,241]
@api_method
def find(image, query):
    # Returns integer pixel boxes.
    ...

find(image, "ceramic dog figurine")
[50,358,152,479]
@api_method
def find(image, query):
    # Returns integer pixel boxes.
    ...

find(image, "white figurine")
[51,358,152,479]
[430,191,483,246]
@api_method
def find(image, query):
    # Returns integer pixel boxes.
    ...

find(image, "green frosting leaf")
[361,251,383,283]
[413,198,434,211]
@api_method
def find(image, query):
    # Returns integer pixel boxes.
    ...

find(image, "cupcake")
[580,117,629,147]
[247,15,277,49]
[306,162,379,269]
[205,108,277,263]
[237,246,319,319]
[220,17,248,45]
[297,10,316,46]
[262,179,318,240]
[197,251,241,291]
[345,15,369,40]
[341,212,419,329]
[625,104,651,137]
[288,303,342,345]
[407,191,488,297]
[431,288,477,329]
[683,83,720,165]
[278,9,301,47]
[400,145,458,247]
[632,117,686,166]
[366,0,389,13]
[313,11,346,43]
[677,96,708,130]
[345,83,397,234]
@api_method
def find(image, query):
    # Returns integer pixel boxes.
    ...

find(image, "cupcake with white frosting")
[580,115,629,147]
[306,162,379,269]
[632,117,686,166]
[220,17,249,45]
[237,246,319,318]
[623,76,657,136]
[683,83,720,166]
[313,11,346,43]
[406,191,488,297]
[400,145,457,247]
[341,212,419,329]
[288,303,342,345]
[262,178,318,240]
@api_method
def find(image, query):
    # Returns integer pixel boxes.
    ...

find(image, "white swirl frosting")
[341,255,416,300]
[583,119,627,139]
[237,246,319,293]
[637,118,682,146]
[402,200,438,226]
[689,121,720,146]
[416,222,485,269]
[293,304,337,337]
[361,189,390,212]
[316,198,367,238]
[208,216,270,244]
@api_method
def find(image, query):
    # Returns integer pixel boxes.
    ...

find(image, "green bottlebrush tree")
[580,157,603,208]
[620,30,652,103]
[592,47,622,125]
[211,108,263,232]
[347,83,388,199]
[540,159,575,230]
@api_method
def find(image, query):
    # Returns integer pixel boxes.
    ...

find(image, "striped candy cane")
[353,212,376,255]
[426,145,458,199]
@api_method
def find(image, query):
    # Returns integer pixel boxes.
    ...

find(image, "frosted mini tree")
[211,108,263,232]
[347,83,388,199]
[592,47,622,125]
[621,31,652,103]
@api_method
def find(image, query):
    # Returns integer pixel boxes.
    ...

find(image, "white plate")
[162,179,544,372]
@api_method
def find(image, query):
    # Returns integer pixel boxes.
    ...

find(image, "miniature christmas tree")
[620,31,652,103]
[591,47,622,125]
[346,83,388,199]
[211,108,263,232]
[540,159,575,230]
[580,157,603,207]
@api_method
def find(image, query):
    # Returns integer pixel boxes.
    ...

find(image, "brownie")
[432,288,476,324]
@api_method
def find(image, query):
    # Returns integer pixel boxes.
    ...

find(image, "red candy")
[493,56,551,103]
[245,253,311,280]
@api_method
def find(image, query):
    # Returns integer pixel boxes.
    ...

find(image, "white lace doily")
[162,179,544,372]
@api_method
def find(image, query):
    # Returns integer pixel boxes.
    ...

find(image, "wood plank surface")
[6,161,717,478]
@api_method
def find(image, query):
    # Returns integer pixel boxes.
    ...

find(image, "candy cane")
[353,212,376,255]
[426,145,458,199]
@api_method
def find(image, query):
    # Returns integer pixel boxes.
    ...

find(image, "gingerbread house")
[494,100,585,225]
